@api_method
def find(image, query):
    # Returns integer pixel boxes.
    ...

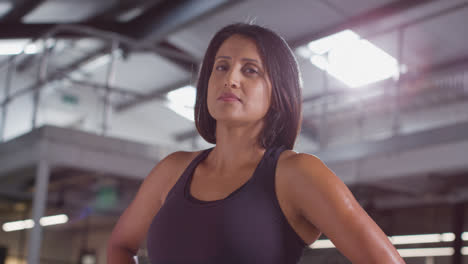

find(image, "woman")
[107,23,405,264]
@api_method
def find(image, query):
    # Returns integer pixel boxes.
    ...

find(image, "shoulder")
[159,150,201,167]
[151,149,204,181]
[277,150,328,178]
[277,150,355,214]
[276,150,327,195]
[149,149,205,203]
[276,150,341,206]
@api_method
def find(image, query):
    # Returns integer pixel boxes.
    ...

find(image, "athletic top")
[146,145,308,264]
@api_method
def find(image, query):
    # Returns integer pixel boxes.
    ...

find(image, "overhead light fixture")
[39,214,69,226]
[462,232,468,241]
[2,219,35,232]
[312,238,467,258]
[389,233,455,245]
[302,29,400,88]
[397,247,454,258]
[2,214,69,232]
[165,85,196,122]
[311,233,457,249]
[463,247,468,255]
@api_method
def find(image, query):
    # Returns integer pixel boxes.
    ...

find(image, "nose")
[224,81,238,88]
[224,68,240,88]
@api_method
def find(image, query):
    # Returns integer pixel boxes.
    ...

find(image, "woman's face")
[207,34,272,126]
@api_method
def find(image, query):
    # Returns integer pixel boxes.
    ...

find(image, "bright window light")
[305,30,399,88]
[2,214,69,232]
[166,85,196,122]
[307,30,360,55]
[397,247,454,258]
[0,39,41,55]
[310,239,334,249]
[310,55,328,71]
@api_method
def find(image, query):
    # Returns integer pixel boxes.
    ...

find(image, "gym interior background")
[0,0,468,263]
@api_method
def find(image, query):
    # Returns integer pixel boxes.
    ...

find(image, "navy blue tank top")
[147,145,307,264]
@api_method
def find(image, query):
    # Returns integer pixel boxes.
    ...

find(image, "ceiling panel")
[23,0,116,23]
[403,6,468,70]
[47,38,107,72]
[109,99,195,146]
[323,0,398,17]
[168,0,344,59]
[86,52,191,94]
[366,31,401,68]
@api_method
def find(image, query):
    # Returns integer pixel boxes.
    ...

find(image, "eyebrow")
[215,56,261,65]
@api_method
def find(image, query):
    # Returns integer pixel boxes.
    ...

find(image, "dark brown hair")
[194,23,303,150]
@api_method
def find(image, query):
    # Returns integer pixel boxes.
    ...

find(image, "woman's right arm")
[106,151,185,264]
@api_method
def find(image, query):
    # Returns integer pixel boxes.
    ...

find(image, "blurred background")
[0,0,468,263]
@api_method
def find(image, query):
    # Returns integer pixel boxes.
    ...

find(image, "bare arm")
[106,151,186,264]
[287,153,405,264]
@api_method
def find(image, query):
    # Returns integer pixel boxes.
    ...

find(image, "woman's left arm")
[286,153,405,264]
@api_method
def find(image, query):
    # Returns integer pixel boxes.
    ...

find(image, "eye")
[215,64,228,71]
[243,67,258,75]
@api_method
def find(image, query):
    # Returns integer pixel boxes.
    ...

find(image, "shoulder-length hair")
[194,23,303,150]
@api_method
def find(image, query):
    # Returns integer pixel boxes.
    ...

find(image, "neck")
[206,121,266,176]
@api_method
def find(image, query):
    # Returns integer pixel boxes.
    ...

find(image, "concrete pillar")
[101,40,118,136]
[452,203,465,264]
[425,256,434,264]
[26,159,50,264]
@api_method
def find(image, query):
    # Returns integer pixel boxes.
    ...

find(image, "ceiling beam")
[153,40,198,72]
[0,22,124,39]
[86,0,157,22]
[0,22,198,73]
[1,0,45,22]
[315,120,468,163]
[362,0,468,40]
[124,0,235,42]
[290,0,439,48]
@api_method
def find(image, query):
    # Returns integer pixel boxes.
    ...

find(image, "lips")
[218,92,240,101]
